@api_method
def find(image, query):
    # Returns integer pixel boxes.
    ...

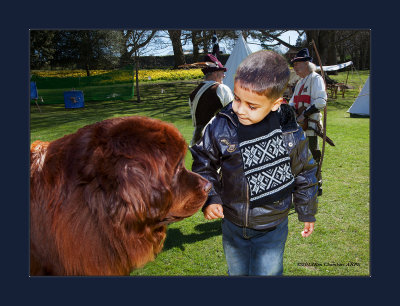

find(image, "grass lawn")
[30,70,370,276]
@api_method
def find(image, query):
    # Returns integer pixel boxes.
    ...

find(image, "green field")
[30,69,370,276]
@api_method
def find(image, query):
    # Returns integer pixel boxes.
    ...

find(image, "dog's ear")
[81,116,186,230]
[117,155,175,225]
[82,149,174,232]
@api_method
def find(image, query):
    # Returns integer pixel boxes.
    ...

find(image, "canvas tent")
[347,76,370,117]
[223,35,300,96]
[316,61,353,72]
[223,34,253,91]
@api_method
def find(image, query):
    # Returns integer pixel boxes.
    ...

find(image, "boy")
[190,50,318,276]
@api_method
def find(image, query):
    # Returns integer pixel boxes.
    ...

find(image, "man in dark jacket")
[189,53,233,145]
[190,50,318,276]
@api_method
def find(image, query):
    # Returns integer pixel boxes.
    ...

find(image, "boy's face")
[232,83,282,126]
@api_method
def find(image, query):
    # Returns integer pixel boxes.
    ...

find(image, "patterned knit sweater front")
[237,110,295,207]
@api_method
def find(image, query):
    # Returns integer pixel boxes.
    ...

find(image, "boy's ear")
[271,97,283,111]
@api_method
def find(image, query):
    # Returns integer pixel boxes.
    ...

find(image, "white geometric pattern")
[239,130,294,202]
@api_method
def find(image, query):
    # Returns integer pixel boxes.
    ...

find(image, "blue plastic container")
[64,90,84,109]
[30,81,38,100]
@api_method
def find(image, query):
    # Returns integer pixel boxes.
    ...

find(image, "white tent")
[223,34,253,91]
[223,35,300,94]
[316,61,353,72]
[347,76,370,117]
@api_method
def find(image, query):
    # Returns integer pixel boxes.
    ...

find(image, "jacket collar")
[219,102,299,133]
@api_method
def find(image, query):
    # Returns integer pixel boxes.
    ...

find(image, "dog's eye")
[176,163,183,174]
[174,159,184,176]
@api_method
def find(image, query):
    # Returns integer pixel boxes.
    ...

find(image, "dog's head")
[64,116,210,232]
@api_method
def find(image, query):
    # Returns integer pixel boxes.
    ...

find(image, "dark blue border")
[3,1,391,304]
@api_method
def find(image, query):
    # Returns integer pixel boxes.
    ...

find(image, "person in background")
[289,48,327,196]
[189,53,233,145]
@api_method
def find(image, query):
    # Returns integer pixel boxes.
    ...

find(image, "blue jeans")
[222,217,288,276]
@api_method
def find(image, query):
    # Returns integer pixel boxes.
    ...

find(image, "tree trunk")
[306,30,337,84]
[85,63,91,77]
[337,44,346,63]
[135,50,140,103]
[318,31,330,65]
[327,31,337,65]
[191,30,201,62]
[168,30,185,68]
[362,36,370,70]
[350,51,357,69]
[305,30,331,65]
[305,29,319,53]
[359,43,364,70]
[327,31,338,75]
[200,30,211,55]
[365,39,370,69]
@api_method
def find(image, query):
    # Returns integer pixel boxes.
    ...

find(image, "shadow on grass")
[327,100,354,110]
[30,81,197,136]
[163,219,222,252]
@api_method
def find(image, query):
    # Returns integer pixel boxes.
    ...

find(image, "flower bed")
[31,68,204,84]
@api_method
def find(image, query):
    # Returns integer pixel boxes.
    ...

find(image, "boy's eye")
[248,104,256,110]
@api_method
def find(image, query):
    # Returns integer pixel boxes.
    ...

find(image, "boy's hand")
[301,222,315,237]
[204,204,224,220]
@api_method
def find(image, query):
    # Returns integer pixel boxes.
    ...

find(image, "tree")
[43,30,123,75]
[166,30,304,65]
[167,30,186,68]
[75,31,108,76]
[30,30,56,69]
[304,30,369,70]
[305,30,338,66]
[189,30,231,61]
[335,30,370,70]
[248,30,305,50]
[190,30,202,62]
[118,30,157,67]
[165,30,236,65]
[295,35,304,47]
[118,30,157,102]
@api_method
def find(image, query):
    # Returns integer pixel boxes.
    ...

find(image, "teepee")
[347,76,370,117]
[223,34,253,91]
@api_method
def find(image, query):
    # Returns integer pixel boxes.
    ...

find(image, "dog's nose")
[203,182,212,193]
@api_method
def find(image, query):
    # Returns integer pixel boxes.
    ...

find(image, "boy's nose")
[237,103,246,115]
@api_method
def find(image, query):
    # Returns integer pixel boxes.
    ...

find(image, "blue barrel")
[64,90,84,109]
[30,81,38,100]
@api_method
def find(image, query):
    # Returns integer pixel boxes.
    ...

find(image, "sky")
[149,30,302,56]
[246,31,301,53]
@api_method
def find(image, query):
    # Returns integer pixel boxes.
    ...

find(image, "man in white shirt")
[189,54,233,145]
[289,48,327,195]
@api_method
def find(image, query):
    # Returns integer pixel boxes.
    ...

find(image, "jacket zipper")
[220,109,297,227]
[245,183,249,227]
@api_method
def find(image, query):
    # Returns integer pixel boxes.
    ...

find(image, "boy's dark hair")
[234,50,290,99]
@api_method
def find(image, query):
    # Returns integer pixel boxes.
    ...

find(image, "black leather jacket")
[190,103,318,230]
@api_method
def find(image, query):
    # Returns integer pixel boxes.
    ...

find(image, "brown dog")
[30,116,210,276]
